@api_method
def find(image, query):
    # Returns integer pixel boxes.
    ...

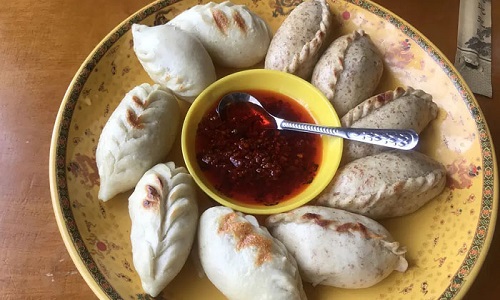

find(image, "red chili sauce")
[195,90,322,206]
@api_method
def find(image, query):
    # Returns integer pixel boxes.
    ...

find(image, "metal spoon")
[216,92,419,150]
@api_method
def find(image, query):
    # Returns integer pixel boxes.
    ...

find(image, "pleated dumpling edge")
[96,83,180,201]
[128,162,199,297]
[132,23,216,102]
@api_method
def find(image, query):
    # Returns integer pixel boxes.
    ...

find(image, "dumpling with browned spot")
[169,1,272,68]
[96,83,180,201]
[198,206,307,300]
[265,206,408,288]
[132,23,216,102]
[129,162,198,297]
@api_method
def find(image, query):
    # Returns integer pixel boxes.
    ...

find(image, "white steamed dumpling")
[96,83,180,201]
[132,23,216,102]
[169,1,272,68]
[129,162,198,297]
[198,206,307,300]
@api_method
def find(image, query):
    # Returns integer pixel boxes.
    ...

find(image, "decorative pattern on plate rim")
[52,0,496,299]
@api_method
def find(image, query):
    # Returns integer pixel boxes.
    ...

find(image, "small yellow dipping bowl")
[181,69,342,215]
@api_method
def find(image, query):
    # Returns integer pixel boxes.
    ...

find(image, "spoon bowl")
[217,92,419,150]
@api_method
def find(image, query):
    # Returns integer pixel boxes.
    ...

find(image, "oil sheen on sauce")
[195,90,322,206]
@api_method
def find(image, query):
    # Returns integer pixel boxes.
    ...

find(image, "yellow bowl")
[181,69,343,215]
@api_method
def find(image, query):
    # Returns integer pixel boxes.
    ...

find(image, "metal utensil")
[216,92,419,150]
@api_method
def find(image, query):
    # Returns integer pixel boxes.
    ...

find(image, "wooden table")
[0,0,497,299]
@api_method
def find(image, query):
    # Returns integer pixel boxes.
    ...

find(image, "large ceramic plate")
[49,0,498,299]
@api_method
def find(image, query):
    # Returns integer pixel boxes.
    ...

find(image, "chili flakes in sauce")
[195,90,322,206]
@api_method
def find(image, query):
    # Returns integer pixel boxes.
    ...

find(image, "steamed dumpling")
[311,30,384,117]
[340,87,438,163]
[266,206,408,288]
[198,206,307,300]
[316,150,446,219]
[265,0,333,80]
[96,83,180,201]
[129,162,198,297]
[132,23,216,102]
[169,1,272,68]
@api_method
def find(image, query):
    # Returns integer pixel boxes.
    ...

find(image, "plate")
[49,0,498,299]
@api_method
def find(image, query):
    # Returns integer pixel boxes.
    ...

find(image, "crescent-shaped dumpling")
[316,150,446,219]
[311,30,384,117]
[341,86,439,163]
[129,162,198,297]
[132,23,216,102]
[198,206,307,300]
[265,206,408,288]
[168,1,272,68]
[265,0,333,80]
[96,83,180,201]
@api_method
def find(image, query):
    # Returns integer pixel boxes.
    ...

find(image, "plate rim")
[48,0,498,299]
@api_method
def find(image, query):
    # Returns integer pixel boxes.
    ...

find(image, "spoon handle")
[280,120,419,150]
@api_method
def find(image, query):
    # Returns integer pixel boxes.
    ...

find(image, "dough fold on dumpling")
[316,150,446,219]
[132,23,216,102]
[168,1,272,68]
[198,206,307,300]
[265,0,333,80]
[341,86,438,163]
[129,162,198,297]
[265,206,408,288]
[311,30,384,117]
[96,83,180,201]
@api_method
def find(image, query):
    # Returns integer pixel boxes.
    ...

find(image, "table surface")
[0,0,497,299]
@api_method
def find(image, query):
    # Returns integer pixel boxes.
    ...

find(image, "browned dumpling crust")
[341,86,439,163]
[168,1,272,68]
[311,29,384,117]
[96,84,180,201]
[128,162,198,297]
[316,150,446,219]
[264,0,333,80]
[198,206,307,300]
[265,206,408,288]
